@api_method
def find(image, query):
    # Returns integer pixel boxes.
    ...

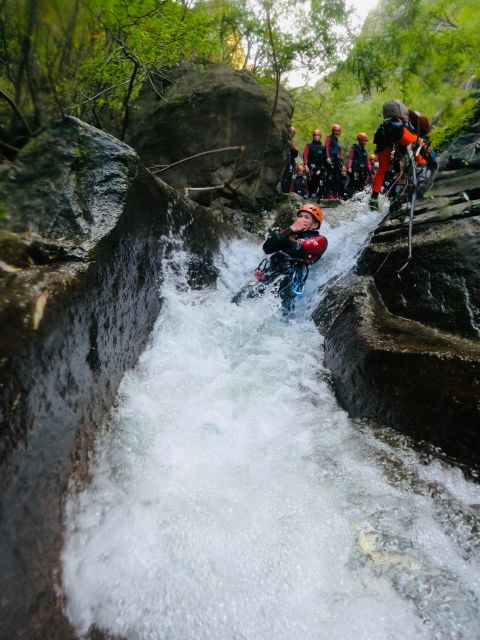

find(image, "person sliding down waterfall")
[231,204,328,313]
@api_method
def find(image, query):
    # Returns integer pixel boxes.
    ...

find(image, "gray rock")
[0,117,235,639]
[437,133,480,170]
[126,63,293,211]
[313,275,480,467]
[358,167,480,339]
[0,117,139,245]
[314,138,480,468]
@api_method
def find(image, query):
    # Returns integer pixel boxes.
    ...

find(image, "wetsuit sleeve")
[399,128,420,147]
[303,144,309,166]
[262,227,293,254]
[348,147,354,170]
[325,137,331,159]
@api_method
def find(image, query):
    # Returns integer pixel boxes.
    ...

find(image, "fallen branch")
[81,79,131,105]
[0,139,20,153]
[0,88,34,136]
[183,184,227,195]
[182,167,259,198]
[148,146,245,174]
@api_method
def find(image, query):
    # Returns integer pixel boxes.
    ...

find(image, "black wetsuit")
[349,144,370,193]
[280,144,299,193]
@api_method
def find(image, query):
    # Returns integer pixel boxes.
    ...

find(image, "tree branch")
[0,139,20,153]
[148,146,245,174]
[120,60,139,140]
[0,88,34,136]
[264,0,280,121]
[80,78,132,105]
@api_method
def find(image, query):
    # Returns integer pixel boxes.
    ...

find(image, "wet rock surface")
[126,62,293,211]
[315,133,480,468]
[0,118,234,639]
[0,117,139,244]
[314,275,480,469]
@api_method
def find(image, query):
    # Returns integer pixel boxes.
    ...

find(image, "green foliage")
[0,0,348,147]
[293,0,480,153]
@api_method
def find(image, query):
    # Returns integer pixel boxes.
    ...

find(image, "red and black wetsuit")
[291,173,309,198]
[263,227,328,265]
[261,227,328,310]
[348,143,370,193]
[281,143,299,193]
[324,135,343,198]
[303,141,325,197]
[232,228,328,311]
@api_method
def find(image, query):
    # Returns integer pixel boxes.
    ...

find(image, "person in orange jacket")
[369,100,431,210]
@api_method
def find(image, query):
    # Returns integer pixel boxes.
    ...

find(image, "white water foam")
[62,198,480,639]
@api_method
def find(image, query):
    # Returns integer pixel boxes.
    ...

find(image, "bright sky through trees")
[286,0,379,87]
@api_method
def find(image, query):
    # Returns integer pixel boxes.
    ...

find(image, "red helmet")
[312,128,322,137]
[331,123,342,132]
[297,203,323,224]
[356,132,368,142]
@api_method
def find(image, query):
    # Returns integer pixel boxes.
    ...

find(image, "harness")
[292,174,309,196]
[325,136,342,165]
[254,254,310,296]
[307,142,325,169]
[351,144,368,172]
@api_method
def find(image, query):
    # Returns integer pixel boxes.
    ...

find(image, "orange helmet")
[297,203,323,224]
[356,132,368,142]
[331,123,342,132]
[312,128,322,137]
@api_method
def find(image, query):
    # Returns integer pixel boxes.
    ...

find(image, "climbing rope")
[396,145,418,275]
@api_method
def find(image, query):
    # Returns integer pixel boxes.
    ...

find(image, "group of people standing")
[281,124,376,201]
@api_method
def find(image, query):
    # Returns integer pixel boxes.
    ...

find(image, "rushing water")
[62,197,480,640]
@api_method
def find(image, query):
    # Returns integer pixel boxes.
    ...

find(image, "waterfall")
[62,197,480,640]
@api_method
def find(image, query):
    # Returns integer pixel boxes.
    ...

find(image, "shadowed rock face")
[358,167,480,339]
[314,134,480,470]
[314,276,480,467]
[0,117,233,639]
[126,63,293,211]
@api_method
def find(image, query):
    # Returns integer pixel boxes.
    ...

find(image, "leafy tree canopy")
[0,0,348,151]
[292,0,480,153]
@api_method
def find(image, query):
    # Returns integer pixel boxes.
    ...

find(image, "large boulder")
[0,117,234,639]
[126,63,293,211]
[314,131,480,469]
[314,275,480,468]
